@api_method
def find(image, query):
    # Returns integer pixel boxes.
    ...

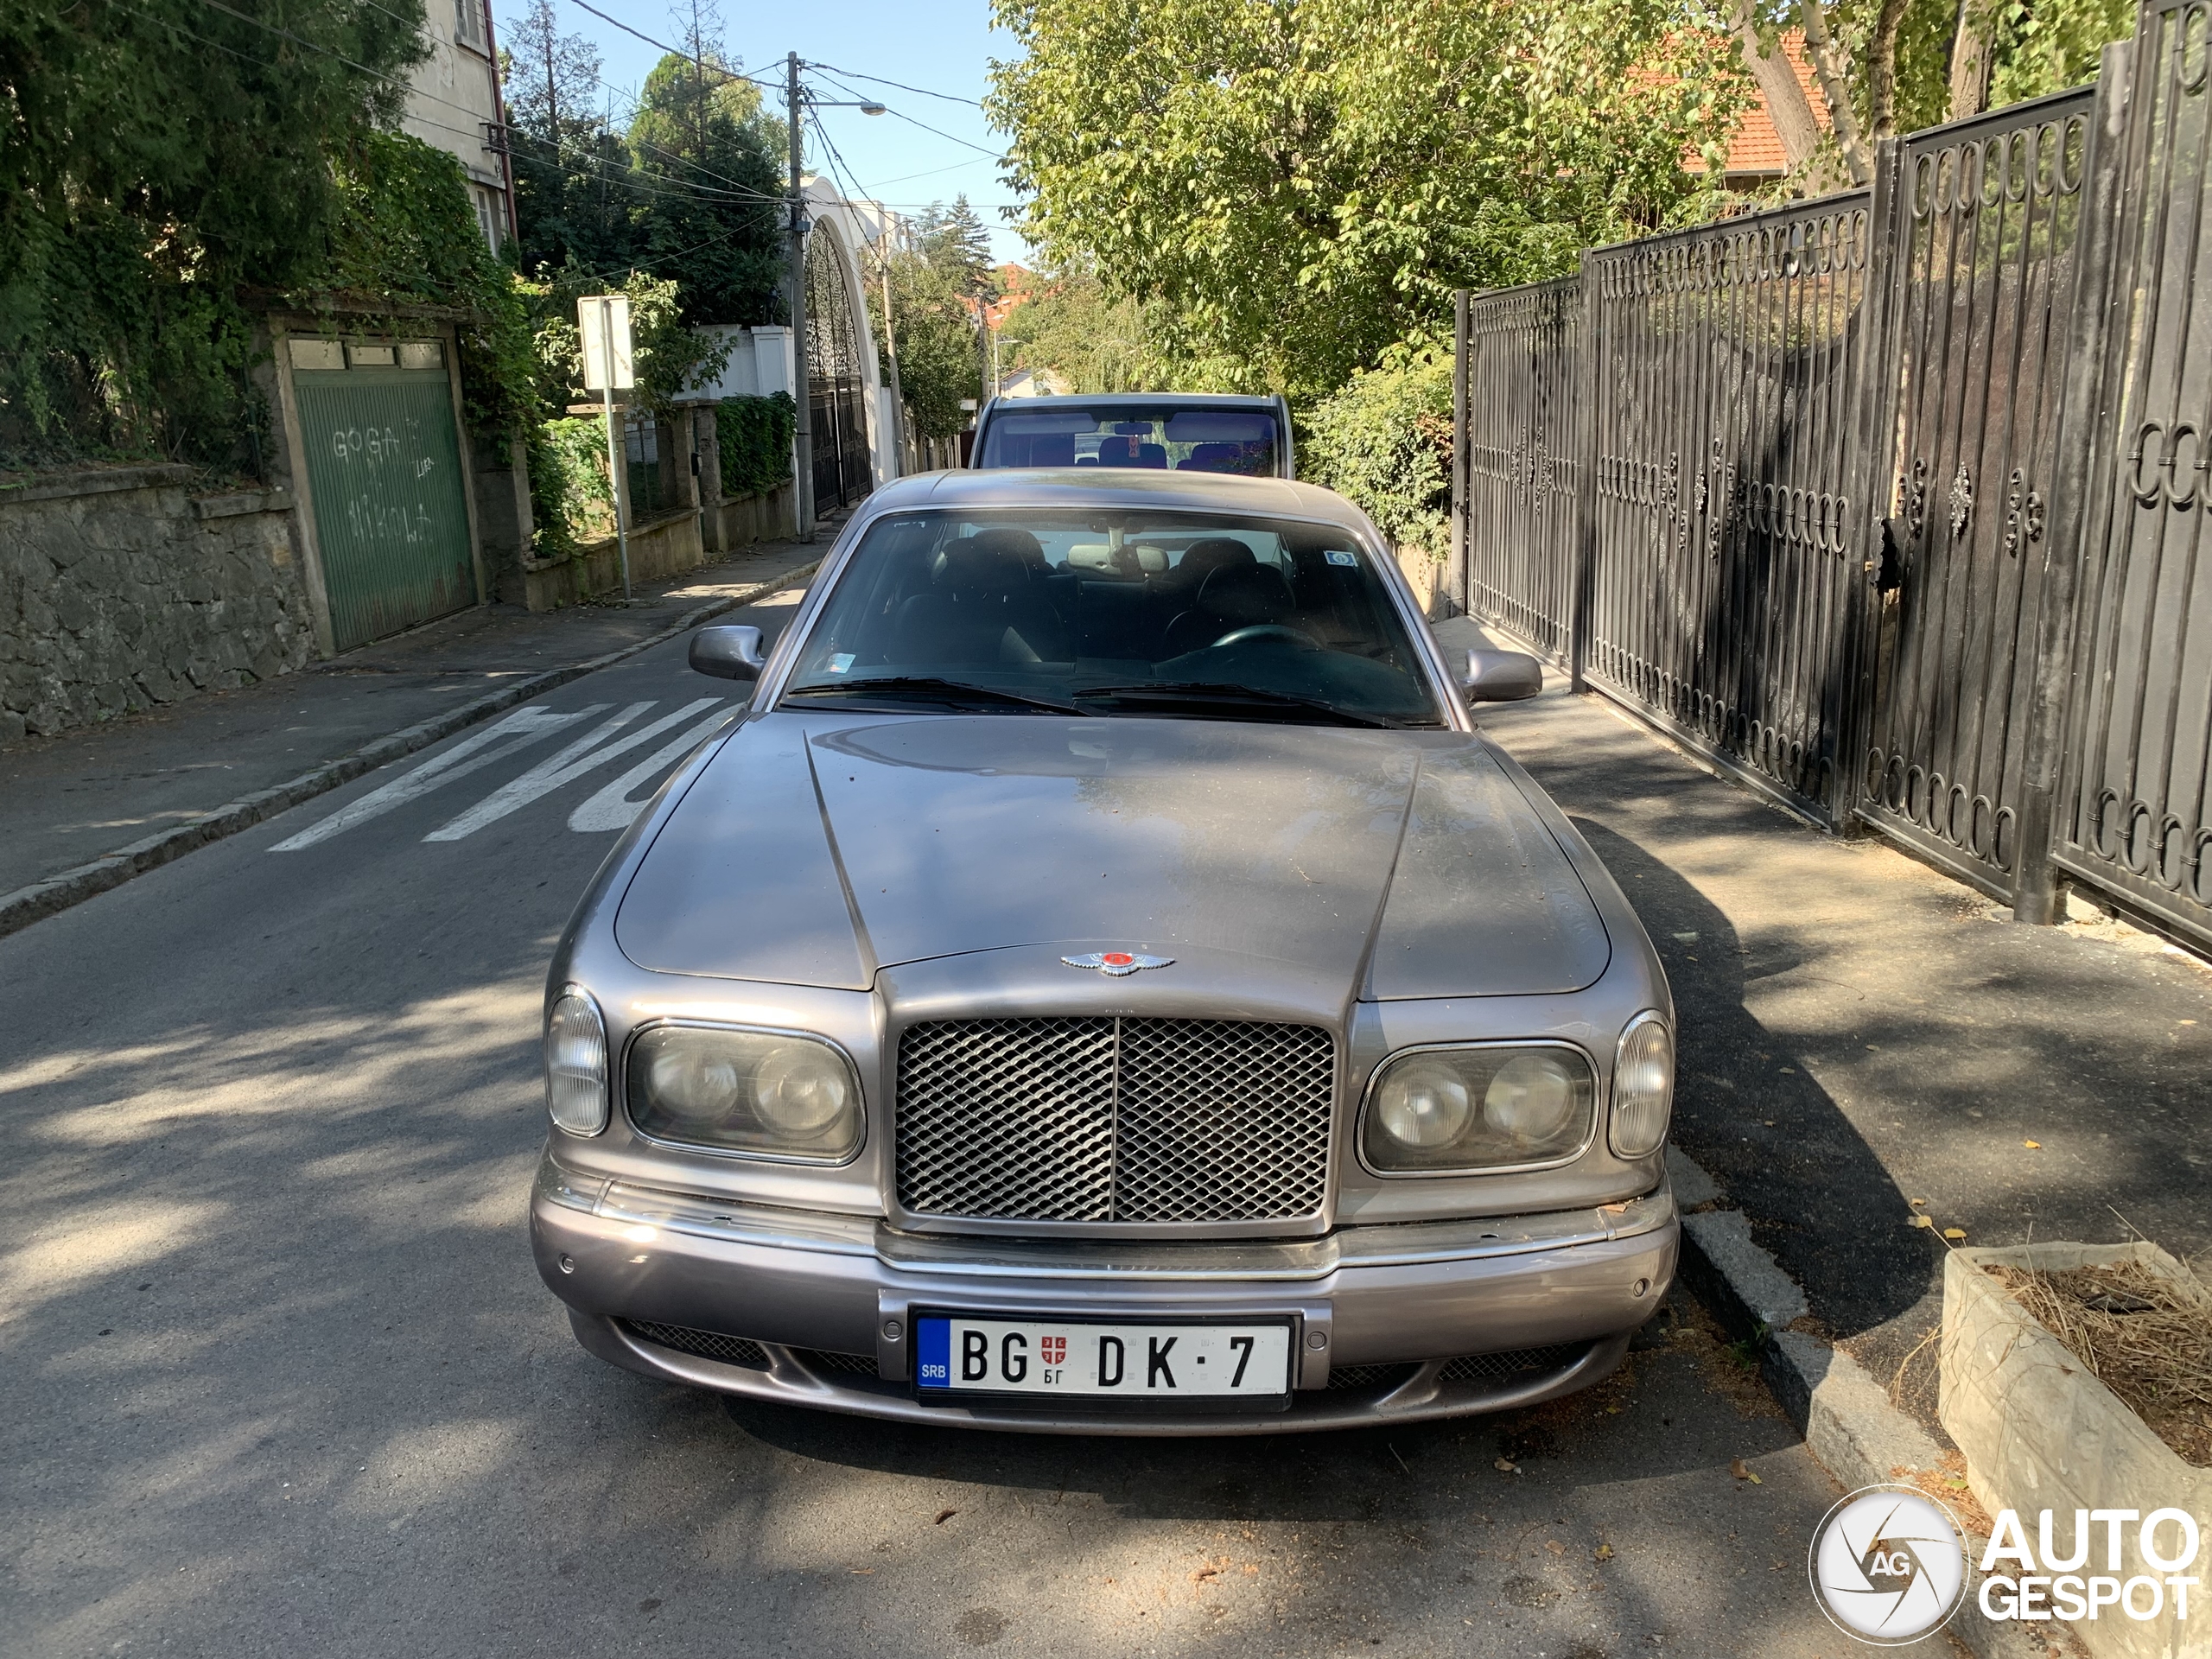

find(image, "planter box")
[1940,1242,2210,1659]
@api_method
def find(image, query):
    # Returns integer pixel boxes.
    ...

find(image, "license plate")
[914,1314,1294,1407]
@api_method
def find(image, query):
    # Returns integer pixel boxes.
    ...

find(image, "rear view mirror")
[690,625,766,682]
[1459,647,1544,703]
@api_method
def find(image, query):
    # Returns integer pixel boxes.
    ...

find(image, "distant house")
[1694,30,1832,192]
[403,0,516,249]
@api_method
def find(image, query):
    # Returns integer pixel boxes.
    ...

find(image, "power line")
[563,0,779,91]
[809,66,1001,158]
[806,61,984,109]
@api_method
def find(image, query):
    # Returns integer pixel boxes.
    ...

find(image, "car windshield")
[780,510,1444,728]
[976,407,1280,476]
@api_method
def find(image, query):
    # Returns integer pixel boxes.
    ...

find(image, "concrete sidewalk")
[0,538,821,918]
[1440,616,2212,1439]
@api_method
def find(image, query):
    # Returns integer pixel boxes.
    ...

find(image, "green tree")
[0,0,429,467]
[624,53,787,325]
[502,0,633,278]
[869,247,983,442]
[989,0,1749,402]
[997,259,1163,392]
[915,197,1001,299]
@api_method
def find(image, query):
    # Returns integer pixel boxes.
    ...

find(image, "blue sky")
[494,0,1032,263]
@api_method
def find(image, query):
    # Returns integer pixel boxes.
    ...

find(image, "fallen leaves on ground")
[1729,1458,1764,1484]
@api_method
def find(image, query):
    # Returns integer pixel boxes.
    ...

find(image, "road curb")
[0,562,818,943]
[1670,1148,2053,1659]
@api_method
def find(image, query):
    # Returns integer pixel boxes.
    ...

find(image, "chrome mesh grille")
[895,1017,1335,1225]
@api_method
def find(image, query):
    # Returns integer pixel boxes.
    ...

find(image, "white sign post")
[577,295,635,601]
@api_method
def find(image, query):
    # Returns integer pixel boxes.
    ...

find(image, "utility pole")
[786,51,815,542]
[879,259,908,474]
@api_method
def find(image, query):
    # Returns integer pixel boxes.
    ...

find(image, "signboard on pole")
[577,296,634,391]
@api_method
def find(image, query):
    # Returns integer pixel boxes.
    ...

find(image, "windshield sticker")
[1325,550,1359,567]
[826,652,856,676]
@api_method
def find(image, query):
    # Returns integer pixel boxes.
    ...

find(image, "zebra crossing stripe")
[568,708,740,833]
[268,704,604,852]
[422,698,727,842]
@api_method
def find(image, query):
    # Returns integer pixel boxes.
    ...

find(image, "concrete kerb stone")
[0,562,819,941]
[1669,1147,2059,1659]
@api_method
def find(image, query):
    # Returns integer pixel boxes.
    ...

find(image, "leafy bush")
[718,393,797,498]
[1298,350,1454,556]
[534,416,615,550]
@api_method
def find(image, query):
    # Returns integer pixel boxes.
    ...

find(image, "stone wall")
[0,466,315,744]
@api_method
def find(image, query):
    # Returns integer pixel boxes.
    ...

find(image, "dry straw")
[1987,1258,2212,1467]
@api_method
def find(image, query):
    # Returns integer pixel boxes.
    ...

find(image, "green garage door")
[294,359,476,650]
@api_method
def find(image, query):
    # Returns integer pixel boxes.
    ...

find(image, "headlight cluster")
[1609,1013,1674,1158]
[1363,1045,1595,1173]
[626,1025,863,1162]
[544,990,610,1135]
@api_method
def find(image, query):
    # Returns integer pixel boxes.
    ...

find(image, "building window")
[454,0,486,52]
[473,188,501,251]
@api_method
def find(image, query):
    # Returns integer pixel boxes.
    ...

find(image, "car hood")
[614,712,1611,1000]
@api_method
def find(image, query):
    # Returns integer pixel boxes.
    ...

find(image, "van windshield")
[779,510,1444,728]
[976,407,1280,476]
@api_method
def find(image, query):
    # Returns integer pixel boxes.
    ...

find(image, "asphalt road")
[0,588,1868,1659]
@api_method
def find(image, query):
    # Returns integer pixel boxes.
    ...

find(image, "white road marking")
[422,698,726,842]
[269,704,604,852]
[568,708,739,832]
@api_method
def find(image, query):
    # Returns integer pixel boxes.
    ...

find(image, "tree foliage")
[0,0,428,468]
[989,0,1749,401]
[997,259,1165,392]
[500,6,785,328]
[868,212,989,442]
[1298,352,1455,554]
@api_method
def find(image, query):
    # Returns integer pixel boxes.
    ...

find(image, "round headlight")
[646,1044,744,1125]
[1483,1052,1579,1142]
[1610,1013,1674,1158]
[626,1026,862,1161]
[544,989,608,1136]
[1374,1058,1474,1149]
[753,1041,853,1136]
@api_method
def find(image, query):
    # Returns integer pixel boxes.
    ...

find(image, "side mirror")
[690,625,766,682]
[1459,647,1544,703]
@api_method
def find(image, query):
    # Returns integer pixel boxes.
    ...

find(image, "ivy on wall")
[717,393,798,499]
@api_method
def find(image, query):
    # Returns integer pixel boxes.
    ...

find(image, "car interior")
[786,515,1441,724]
[978,410,1279,475]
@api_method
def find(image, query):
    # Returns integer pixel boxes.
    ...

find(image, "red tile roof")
[1705,30,1828,178]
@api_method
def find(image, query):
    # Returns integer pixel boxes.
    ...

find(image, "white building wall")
[403,0,512,251]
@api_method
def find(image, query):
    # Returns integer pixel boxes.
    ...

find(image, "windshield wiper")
[784,676,1089,715]
[1071,681,1416,729]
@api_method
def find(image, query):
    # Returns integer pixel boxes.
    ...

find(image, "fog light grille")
[1439,1344,1586,1385]
[895,1017,1335,1224]
[620,1319,768,1369]
[1319,1363,1418,1391]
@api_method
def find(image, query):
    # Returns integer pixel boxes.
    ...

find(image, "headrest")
[1166,537,1256,591]
[938,529,1042,594]
[1198,563,1294,627]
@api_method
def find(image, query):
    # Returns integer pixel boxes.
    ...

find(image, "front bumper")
[531,1155,1677,1435]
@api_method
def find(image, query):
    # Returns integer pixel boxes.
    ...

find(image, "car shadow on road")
[1567,816,1946,1354]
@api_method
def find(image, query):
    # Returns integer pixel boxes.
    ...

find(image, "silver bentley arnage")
[531,467,1678,1433]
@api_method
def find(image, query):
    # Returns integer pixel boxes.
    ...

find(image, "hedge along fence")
[718,391,797,499]
[1297,351,1455,568]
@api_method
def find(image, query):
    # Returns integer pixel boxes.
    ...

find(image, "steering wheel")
[1210,623,1319,650]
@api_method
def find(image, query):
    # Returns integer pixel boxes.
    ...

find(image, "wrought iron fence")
[1450,3,2211,950]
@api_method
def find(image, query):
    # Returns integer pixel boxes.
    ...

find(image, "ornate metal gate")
[806,232,874,513]
[1583,198,1875,823]
[1463,278,1582,662]
[2054,2,2212,950]
[1857,89,2100,899]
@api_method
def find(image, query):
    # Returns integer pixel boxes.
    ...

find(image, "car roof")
[982,392,1282,411]
[858,467,1363,526]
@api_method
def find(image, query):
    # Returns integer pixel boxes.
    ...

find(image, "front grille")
[896,1017,1335,1225]
[1440,1344,1587,1385]
[620,1319,769,1369]
[795,1348,880,1376]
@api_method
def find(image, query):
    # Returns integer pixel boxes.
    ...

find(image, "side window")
[454,0,486,51]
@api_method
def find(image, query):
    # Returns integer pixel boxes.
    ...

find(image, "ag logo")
[1808,1484,1968,1644]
